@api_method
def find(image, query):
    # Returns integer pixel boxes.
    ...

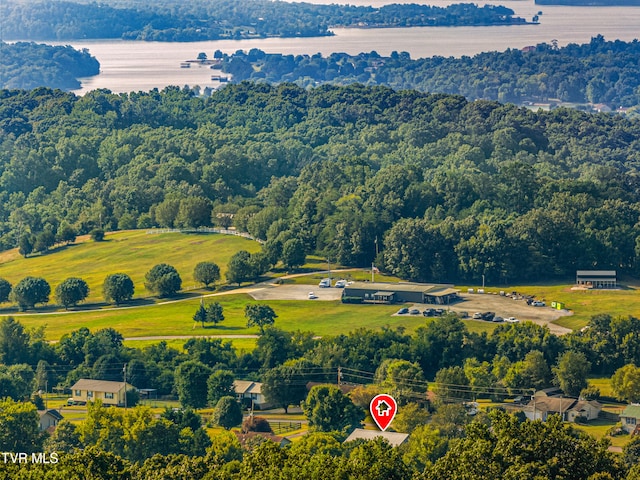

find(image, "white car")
[308,292,318,299]
[505,317,519,323]
[334,280,347,288]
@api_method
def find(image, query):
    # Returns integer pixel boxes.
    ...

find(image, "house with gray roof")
[344,428,409,447]
[234,380,270,409]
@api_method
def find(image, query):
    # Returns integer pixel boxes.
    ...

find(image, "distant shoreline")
[535,0,640,5]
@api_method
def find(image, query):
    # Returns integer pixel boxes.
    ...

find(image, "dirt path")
[124,334,260,341]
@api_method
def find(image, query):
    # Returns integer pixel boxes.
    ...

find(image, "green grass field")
[0,230,262,304]
[14,293,472,341]
[4,229,640,344]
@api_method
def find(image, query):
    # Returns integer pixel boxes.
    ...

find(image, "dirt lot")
[249,283,344,301]
[423,293,573,335]
[248,284,573,334]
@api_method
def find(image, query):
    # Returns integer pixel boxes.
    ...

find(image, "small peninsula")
[0,0,531,42]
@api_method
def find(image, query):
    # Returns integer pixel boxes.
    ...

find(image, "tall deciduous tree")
[12,276,50,310]
[207,370,235,406]
[302,384,364,433]
[102,273,134,304]
[226,250,254,286]
[175,360,213,409]
[212,396,243,430]
[0,278,12,303]
[553,351,590,397]
[145,263,182,297]
[55,277,90,309]
[193,261,220,288]
[262,361,310,413]
[281,238,306,270]
[245,304,277,334]
[0,398,44,452]
[611,364,640,403]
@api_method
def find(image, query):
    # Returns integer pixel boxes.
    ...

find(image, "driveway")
[249,284,344,301]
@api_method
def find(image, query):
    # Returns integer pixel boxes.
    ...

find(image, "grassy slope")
[3,229,640,341]
[0,230,262,304]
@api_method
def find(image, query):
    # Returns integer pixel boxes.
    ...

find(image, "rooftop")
[344,428,409,447]
[71,379,132,393]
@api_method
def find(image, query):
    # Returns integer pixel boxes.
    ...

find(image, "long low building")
[576,270,617,288]
[342,281,459,305]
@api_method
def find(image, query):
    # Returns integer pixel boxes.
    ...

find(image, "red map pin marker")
[370,394,397,431]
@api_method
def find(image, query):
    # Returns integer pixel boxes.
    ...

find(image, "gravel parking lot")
[248,285,572,334]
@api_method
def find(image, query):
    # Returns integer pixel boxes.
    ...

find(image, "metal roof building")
[576,270,616,289]
[342,281,459,305]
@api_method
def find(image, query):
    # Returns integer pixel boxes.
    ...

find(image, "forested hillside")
[2,83,640,284]
[0,0,527,42]
[221,36,640,108]
[0,42,100,91]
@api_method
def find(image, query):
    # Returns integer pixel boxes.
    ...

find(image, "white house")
[38,410,64,432]
[234,380,270,409]
[621,404,640,433]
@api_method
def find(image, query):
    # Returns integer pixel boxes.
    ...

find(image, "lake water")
[52,0,640,94]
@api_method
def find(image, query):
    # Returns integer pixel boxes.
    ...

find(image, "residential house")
[523,396,601,423]
[344,428,409,447]
[621,404,640,433]
[523,396,576,422]
[234,431,291,448]
[565,400,602,422]
[70,379,136,407]
[38,410,64,432]
[234,380,270,409]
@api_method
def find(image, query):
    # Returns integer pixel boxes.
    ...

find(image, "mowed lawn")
[12,293,496,341]
[0,230,262,304]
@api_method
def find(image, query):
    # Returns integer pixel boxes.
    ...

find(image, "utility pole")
[337,366,342,386]
[123,363,127,410]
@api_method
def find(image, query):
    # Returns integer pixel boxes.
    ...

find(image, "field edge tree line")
[3,84,640,285]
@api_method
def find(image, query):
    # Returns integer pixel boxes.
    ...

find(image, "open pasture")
[0,230,261,304]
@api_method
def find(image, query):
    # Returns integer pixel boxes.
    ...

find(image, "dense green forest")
[2,311,640,478]
[0,0,528,41]
[220,36,640,108]
[0,42,100,91]
[2,83,640,283]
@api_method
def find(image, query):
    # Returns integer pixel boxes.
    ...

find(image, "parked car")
[458,311,469,318]
[308,292,318,299]
[397,307,409,315]
[409,308,420,315]
[472,312,483,319]
[434,308,445,315]
[481,312,495,321]
[423,308,436,317]
[492,316,504,323]
[532,301,545,307]
[334,279,347,288]
[505,317,519,323]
